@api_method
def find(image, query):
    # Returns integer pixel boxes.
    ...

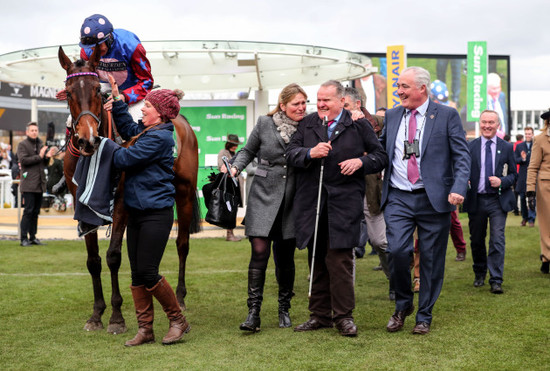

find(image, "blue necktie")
[485,141,494,193]
[327,120,336,137]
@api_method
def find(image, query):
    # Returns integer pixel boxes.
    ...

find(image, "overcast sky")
[1,0,548,91]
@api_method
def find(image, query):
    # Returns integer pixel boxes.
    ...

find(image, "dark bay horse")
[58,46,200,334]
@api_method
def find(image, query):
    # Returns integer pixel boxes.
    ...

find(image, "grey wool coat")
[232,115,296,239]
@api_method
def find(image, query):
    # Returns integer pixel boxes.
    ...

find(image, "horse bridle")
[65,72,102,137]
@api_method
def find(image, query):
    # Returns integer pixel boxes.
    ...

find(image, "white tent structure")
[0,40,375,123]
[0,40,373,92]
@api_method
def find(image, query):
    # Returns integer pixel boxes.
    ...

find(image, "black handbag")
[203,172,240,229]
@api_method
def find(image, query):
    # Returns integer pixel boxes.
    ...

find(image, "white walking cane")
[308,116,329,299]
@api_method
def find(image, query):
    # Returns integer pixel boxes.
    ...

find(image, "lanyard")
[403,110,427,142]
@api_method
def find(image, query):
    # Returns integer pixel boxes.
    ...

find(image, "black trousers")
[20,192,42,241]
[126,207,173,288]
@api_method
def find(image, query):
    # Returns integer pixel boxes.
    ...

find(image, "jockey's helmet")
[79,14,114,48]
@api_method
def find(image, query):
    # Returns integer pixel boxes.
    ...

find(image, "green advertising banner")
[467,41,487,122]
[179,101,253,217]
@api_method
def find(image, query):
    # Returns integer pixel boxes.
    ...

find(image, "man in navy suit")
[515,127,536,226]
[380,66,470,335]
[463,110,517,294]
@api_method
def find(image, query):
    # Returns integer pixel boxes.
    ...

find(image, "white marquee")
[0,40,374,93]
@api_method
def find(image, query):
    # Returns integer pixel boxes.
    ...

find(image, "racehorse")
[58,46,200,334]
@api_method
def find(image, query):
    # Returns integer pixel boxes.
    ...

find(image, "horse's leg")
[84,231,106,331]
[64,156,106,331]
[173,117,200,311]
[105,193,128,334]
[175,185,193,311]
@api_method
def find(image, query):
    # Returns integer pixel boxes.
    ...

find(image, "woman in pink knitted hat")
[105,75,189,347]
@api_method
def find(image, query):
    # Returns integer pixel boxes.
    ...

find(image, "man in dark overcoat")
[286,80,388,337]
[17,122,56,246]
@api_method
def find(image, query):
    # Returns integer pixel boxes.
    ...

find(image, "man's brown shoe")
[412,321,430,335]
[386,304,415,332]
[455,252,466,261]
[336,319,357,337]
[294,318,332,332]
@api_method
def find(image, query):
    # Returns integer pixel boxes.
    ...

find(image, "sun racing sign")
[467,41,487,121]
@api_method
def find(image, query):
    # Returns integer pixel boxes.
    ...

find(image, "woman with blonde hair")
[231,83,307,332]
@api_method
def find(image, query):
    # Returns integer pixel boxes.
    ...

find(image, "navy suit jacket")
[514,141,532,194]
[463,137,517,213]
[380,100,470,213]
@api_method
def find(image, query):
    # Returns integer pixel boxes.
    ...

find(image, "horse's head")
[58,46,104,156]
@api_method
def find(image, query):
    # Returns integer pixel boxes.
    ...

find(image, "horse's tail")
[189,191,202,234]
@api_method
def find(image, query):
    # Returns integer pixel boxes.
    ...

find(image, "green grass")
[1,213,549,370]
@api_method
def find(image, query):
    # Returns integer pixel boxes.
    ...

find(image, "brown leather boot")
[226,229,242,242]
[148,276,190,345]
[125,285,155,347]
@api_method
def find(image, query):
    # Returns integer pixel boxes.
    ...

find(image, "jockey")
[57,14,153,119]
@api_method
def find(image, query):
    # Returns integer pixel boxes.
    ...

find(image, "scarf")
[272,111,299,144]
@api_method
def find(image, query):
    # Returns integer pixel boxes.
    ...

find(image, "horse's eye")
[66,91,72,99]
[96,87,101,95]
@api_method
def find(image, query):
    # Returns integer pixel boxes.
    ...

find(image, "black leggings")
[126,207,173,288]
[248,237,296,273]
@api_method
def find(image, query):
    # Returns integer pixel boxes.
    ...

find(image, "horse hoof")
[84,321,104,331]
[107,322,127,335]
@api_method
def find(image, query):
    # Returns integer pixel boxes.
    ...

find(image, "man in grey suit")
[380,66,470,335]
[463,110,517,294]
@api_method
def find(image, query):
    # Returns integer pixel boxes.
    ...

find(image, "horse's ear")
[88,44,101,71]
[58,46,72,72]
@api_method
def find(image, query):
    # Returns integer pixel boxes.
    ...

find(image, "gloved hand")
[526,191,536,211]
[52,175,66,195]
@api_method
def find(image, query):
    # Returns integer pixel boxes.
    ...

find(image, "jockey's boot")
[125,285,155,347]
[226,229,242,242]
[239,268,265,332]
[148,276,190,345]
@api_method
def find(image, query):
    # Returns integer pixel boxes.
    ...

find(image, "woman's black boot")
[277,267,295,328]
[239,268,265,332]
[541,255,550,274]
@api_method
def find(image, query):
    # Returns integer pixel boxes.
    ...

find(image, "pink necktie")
[407,109,419,184]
